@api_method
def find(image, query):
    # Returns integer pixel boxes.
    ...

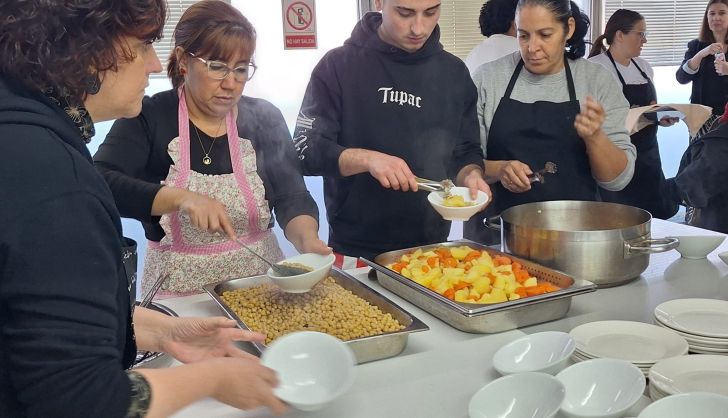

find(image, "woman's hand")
[160,317,264,363]
[177,190,236,239]
[715,58,728,75]
[699,42,723,59]
[498,160,533,193]
[659,116,680,127]
[207,357,288,415]
[299,237,332,255]
[574,96,606,142]
[284,215,332,255]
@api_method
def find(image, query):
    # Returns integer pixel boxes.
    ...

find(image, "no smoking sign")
[282,0,317,49]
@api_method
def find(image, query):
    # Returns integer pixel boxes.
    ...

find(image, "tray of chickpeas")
[360,240,596,334]
[203,267,429,364]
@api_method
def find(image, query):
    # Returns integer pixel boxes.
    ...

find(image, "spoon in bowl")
[234,239,311,276]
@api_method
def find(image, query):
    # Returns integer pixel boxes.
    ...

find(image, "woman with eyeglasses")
[471,0,636,215]
[677,0,728,119]
[587,9,679,219]
[94,0,329,298]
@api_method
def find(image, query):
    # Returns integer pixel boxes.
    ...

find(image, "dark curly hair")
[0,0,166,102]
[479,0,518,37]
[168,0,256,90]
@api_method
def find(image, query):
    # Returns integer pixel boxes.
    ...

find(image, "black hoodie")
[293,12,483,259]
[0,77,135,418]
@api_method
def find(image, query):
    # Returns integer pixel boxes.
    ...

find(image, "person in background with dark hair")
[293,0,490,265]
[588,9,679,219]
[663,101,728,233]
[471,0,635,215]
[677,0,728,119]
[0,0,286,417]
[464,0,520,74]
[94,0,329,299]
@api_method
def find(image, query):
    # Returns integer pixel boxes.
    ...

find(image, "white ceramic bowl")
[638,392,728,418]
[669,235,725,259]
[556,358,646,418]
[427,187,489,221]
[261,331,356,411]
[468,372,565,418]
[267,253,335,293]
[718,251,728,266]
[493,331,576,375]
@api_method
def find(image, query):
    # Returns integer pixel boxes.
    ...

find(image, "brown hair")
[588,9,644,58]
[700,0,728,42]
[168,0,257,90]
[0,0,166,103]
[518,0,590,59]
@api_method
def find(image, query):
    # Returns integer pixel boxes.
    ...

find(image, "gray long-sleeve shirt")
[472,51,636,191]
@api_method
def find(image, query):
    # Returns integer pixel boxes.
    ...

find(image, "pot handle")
[624,237,679,256]
[483,215,502,231]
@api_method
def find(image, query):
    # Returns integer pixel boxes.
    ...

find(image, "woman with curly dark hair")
[0,1,286,417]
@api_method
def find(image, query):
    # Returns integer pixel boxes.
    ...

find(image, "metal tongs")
[528,162,558,184]
[416,177,455,198]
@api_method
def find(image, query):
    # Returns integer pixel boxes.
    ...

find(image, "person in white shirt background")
[464,0,520,75]
[588,9,679,219]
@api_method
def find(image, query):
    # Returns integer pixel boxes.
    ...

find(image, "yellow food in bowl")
[442,195,474,207]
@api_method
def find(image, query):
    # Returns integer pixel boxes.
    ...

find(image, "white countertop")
[162,219,728,418]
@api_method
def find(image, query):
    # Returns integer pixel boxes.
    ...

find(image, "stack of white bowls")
[654,298,728,354]
[648,354,728,401]
[569,320,689,376]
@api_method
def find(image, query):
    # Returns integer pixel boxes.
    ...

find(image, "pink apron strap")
[166,88,268,255]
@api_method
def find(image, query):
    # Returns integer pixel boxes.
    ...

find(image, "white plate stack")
[569,320,689,377]
[649,355,728,401]
[654,298,728,354]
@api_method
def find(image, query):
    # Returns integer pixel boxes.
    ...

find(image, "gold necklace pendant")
[192,118,224,167]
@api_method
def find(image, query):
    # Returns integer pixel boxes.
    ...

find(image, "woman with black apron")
[588,9,679,219]
[465,0,636,244]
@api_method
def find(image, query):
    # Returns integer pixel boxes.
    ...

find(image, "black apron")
[598,51,677,219]
[464,59,596,243]
[121,236,139,369]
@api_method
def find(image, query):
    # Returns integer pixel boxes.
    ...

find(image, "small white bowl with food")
[427,187,489,221]
[267,253,336,293]
[261,331,356,411]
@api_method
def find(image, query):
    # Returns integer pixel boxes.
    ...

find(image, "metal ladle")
[234,239,311,276]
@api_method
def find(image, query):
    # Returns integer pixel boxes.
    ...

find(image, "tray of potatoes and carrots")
[360,240,596,333]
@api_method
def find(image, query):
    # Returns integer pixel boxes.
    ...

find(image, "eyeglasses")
[631,31,649,40]
[187,52,256,82]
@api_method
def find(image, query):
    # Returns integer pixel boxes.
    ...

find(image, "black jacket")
[664,120,728,233]
[94,89,319,242]
[0,77,135,417]
[293,12,483,259]
[676,39,728,115]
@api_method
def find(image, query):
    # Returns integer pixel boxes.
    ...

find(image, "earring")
[180,68,186,75]
[85,72,101,95]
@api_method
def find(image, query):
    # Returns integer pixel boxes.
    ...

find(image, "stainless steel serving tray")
[361,240,596,334]
[203,267,429,364]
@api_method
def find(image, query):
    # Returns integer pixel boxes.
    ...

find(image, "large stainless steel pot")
[485,201,678,287]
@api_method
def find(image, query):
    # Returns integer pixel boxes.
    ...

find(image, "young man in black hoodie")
[294,0,490,263]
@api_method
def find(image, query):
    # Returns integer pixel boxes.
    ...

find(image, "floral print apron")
[142,89,283,298]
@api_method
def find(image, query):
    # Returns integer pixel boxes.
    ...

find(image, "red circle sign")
[286,2,313,31]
